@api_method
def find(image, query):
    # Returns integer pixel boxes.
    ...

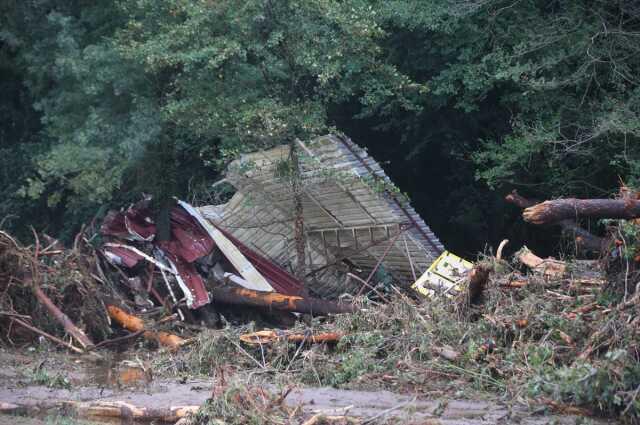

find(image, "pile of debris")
[0,196,360,353]
[0,136,456,351]
[1,135,640,422]
[0,135,450,354]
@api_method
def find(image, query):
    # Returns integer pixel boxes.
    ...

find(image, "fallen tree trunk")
[505,191,607,253]
[210,287,358,315]
[0,400,198,422]
[106,305,186,351]
[523,198,640,225]
[77,401,199,422]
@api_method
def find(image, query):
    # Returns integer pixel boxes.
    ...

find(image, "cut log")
[505,190,607,253]
[106,305,186,351]
[210,287,358,315]
[523,198,640,224]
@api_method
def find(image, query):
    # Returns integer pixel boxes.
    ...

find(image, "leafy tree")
[1,0,638,255]
[113,0,421,156]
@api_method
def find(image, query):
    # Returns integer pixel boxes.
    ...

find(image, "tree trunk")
[468,264,491,305]
[523,198,640,224]
[210,287,358,315]
[505,190,608,253]
[290,140,307,280]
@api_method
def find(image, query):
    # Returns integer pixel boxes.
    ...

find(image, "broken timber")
[178,201,274,292]
[31,284,94,349]
[240,329,343,345]
[106,305,186,351]
[517,247,566,278]
[209,287,358,315]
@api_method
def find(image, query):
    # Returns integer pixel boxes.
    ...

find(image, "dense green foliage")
[1,0,639,251]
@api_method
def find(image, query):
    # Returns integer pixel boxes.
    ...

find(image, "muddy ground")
[0,347,615,424]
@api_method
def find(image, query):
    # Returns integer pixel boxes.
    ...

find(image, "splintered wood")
[517,247,566,278]
[106,305,186,351]
[240,329,343,345]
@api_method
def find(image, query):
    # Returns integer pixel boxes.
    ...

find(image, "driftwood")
[505,190,607,253]
[106,305,186,351]
[210,287,358,315]
[0,400,198,422]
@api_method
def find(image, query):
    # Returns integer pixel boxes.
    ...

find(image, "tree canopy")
[1,0,639,253]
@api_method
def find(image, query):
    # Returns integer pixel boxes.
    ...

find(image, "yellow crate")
[412,251,473,297]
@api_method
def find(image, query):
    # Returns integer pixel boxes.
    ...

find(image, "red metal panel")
[165,253,211,309]
[157,206,215,263]
[213,225,305,296]
[102,245,144,268]
[101,199,304,307]
[124,202,156,241]
[100,210,129,239]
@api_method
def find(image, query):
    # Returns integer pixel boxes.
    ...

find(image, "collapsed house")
[98,134,445,320]
[0,134,445,351]
[199,134,445,298]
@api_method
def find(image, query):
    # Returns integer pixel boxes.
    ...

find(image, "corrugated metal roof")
[198,135,444,297]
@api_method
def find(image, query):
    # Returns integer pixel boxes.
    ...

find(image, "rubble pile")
[0,229,112,345]
[1,147,640,422]
[0,198,356,353]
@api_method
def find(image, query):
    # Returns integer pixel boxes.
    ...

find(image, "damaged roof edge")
[202,134,445,294]
[332,134,445,255]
